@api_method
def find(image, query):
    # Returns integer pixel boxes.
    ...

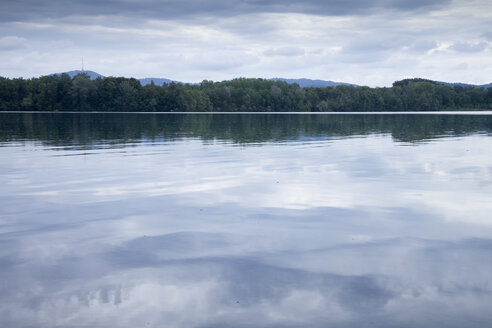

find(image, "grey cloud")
[0,36,28,51]
[188,52,259,71]
[406,40,437,53]
[264,46,305,57]
[338,35,408,63]
[482,31,492,41]
[215,16,280,38]
[338,34,440,64]
[450,41,489,53]
[452,62,469,70]
[344,34,410,53]
[0,0,452,23]
[0,0,489,89]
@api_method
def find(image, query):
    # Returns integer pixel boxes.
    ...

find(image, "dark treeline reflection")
[1,113,492,146]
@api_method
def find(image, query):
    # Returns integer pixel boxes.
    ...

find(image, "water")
[1,112,492,327]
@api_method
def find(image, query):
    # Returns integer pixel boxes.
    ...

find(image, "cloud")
[0,36,28,51]
[343,35,408,53]
[0,0,452,23]
[482,31,492,41]
[0,0,491,85]
[405,40,438,53]
[187,51,260,71]
[449,41,489,53]
[264,46,305,57]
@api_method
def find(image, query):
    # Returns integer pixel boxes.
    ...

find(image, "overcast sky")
[0,0,491,86]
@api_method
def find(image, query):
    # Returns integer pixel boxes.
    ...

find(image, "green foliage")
[0,75,490,112]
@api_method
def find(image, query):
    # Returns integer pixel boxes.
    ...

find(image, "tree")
[69,74,96,110]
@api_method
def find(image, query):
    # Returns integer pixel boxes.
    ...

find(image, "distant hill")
[394,78,492,89]
[53,71,182,86]
[270,78,358,88]
[53,70,104,80]
[138,78,182,86]
[435,81,492,89]
[272,77,492,89]
[50,71,491,89]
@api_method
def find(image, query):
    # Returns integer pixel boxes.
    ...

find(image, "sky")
[0,0,491,86]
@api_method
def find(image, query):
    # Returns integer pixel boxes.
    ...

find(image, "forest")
[0,74,491,112]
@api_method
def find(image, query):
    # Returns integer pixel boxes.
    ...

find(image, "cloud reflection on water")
[1,114,492,327]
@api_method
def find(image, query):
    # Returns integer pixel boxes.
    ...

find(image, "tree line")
[0,74,491,112]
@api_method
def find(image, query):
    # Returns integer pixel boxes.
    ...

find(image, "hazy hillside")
[435,81,492,89]
[270,78,358,87]
[51,71,491,89]
[53,71,180,86]
[53,70,104,79]
[139,78,176,86]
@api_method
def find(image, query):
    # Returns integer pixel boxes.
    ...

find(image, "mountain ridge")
[269,78,358,87]
[52,70,491,89]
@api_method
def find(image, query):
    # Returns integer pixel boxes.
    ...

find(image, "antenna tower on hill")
[82,57,84,72]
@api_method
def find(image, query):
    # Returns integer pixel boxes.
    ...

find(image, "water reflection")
[1,113,492,327]
[1,112,492,146]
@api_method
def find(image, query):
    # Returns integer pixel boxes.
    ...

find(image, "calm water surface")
[1,113,492,327]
